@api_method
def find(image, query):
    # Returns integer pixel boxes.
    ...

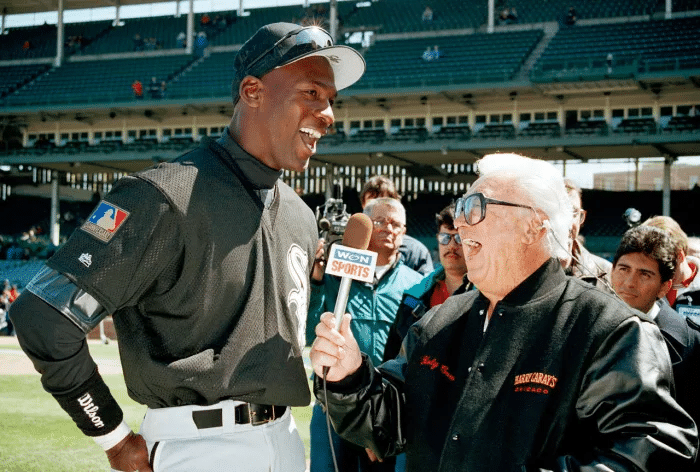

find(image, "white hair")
[475,153,573,260]
[363,197,406,223]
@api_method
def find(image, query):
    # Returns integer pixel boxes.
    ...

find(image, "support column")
[666,0,672,19]
[114,0,121,25]
[50,173,60,246]
[330,0,338,42]
[488,0,495,33]
[662,157,673,216]
[186,0,194,55]
[55,0,65,67]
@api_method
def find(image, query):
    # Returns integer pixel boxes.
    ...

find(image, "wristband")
[53,370,124,437]
[93,421,132,450]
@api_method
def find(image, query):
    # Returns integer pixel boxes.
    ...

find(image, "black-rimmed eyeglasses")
[246,26,334,73]
[437,232,462,245]
[455,192,533,226]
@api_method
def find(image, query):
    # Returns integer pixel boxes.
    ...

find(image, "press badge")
[81,200,130,243]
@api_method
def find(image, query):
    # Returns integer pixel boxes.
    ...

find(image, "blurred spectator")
[22,40,32,53]
[0,289,12,335]
[8,284,19,303]
[215,15,227,31]
[148,76,160,99]
[508,7,518,23]
[65,35,83,54]
[194,31,209,58]
[200,13,211,29]
[422,6,433,22]
[176,31,187,48]
[422,45,441,61]
[563,178,612,289]
[132,79,143,99]
[565,6,577,25]
[606,53,614,74]
[499,8,510,24]
[133,33,144,51]
[144,37,156,51]
[160,81,167,99]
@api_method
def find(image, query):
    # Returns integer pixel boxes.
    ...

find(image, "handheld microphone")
[327,213,375,329]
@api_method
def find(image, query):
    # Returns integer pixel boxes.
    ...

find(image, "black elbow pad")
[25,265,108,334]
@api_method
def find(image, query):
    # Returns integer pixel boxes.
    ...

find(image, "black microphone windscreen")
[342,213,373,250]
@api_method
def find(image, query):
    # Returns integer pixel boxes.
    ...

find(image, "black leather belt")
[191,403,287,429]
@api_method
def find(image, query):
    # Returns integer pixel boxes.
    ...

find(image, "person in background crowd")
[383,202,470,361]
[309,152,697,472]
[131,79,143,99]
[610,224,700,472]
[307,197,422,472]
[563,178,612,289]
[360,176,434,276]
[643,216,700,319]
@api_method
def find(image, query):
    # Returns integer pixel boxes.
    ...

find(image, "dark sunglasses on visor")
[246,26,334,73]
[437,232,462,245]
[455,192,533,226]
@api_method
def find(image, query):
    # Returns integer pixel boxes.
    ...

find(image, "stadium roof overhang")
[0,0,174,16]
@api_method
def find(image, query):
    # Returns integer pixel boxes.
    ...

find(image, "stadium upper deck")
[0,0,698,191]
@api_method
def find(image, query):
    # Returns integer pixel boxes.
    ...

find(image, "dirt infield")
[0,336,123,375]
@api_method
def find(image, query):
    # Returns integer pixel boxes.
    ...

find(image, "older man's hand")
[310,312,362,382]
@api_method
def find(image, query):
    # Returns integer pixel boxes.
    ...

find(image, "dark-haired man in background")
[10,22,365,472]
[611,224,700,471]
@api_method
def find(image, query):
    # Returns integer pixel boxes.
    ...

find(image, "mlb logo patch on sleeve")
[81,201,130,243]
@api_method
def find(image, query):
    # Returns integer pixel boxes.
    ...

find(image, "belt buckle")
[249,404,274,426]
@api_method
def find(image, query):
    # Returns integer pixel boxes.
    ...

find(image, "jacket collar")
[500,258,567,307]
[654,300,689,364]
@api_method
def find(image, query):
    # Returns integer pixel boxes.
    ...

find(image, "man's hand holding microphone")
[309,213,374,383]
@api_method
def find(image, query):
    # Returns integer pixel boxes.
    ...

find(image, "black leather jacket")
[316,259,698,472]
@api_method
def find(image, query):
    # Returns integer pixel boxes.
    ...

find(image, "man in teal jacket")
[307,197,422,472]
[383,202,471,362]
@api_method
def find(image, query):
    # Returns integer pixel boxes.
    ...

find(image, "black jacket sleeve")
[314,352,410,459]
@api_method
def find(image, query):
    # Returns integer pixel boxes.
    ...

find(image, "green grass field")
[0,342,313,472]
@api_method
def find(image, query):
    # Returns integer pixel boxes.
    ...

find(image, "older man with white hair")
[309,153,697,472]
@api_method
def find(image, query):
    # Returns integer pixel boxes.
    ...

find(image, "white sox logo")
[287,244,309,348]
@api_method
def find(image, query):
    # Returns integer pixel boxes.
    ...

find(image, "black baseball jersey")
[45,134,317,408]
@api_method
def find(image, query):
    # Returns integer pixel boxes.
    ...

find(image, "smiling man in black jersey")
[10,23,364,472]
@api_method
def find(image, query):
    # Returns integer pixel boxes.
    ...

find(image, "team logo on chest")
[287,244,309,348]
[81,201,130,243]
